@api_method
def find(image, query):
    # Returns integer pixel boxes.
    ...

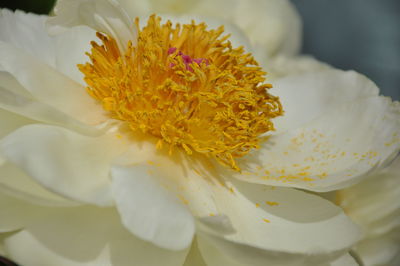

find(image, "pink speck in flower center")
[168,47,209,71]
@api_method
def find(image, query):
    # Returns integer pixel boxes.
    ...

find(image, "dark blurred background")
[0,0,55,15]
[0,0,399,100]
[292,0,400,100]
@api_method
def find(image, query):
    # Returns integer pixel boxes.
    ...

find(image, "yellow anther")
[79,15,282,170]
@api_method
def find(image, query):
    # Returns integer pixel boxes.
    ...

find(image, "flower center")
[79,15,283,170]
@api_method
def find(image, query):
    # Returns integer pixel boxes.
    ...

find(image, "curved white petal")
[229,0,302,57]
[0,41,107,127]
[0,234,7,256]
[0,9,101,87]
[196,236,245,266]
[271,70,380,133]
[0,162,77,207]
[197,238,358,266]
[337,157,400,237]
[266,55,331,81]
[0,9,55,67]
[116,0,151,16]
[47,0,137,51]
[0,192,45,233]
[195,0,301,56]
[329,253,358,266]
[195,179,360,266]
[0,100,31,164]
[234,96,400,192]
[0,124,126,206]
[0,108,32,139]
[4,206,188,266]
[53,26,97,85]
[111,164,195,250]
[0,72,101,136]
[353,227,400,266]
[182,239,207,266]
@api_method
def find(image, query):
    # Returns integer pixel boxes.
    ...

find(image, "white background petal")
[0,9,55,67]
[230,0,302,57]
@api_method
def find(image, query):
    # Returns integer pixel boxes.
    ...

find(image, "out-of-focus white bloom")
[116,0,302,57]
[0,0,399,265]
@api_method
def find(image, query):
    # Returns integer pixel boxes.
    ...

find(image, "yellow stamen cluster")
[79,15,283,170]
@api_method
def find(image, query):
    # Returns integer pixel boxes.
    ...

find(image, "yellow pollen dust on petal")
[79,15,283,170]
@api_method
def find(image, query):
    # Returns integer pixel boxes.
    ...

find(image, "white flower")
[0,0,399,266]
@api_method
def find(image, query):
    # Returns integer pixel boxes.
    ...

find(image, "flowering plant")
[0,0,399,265]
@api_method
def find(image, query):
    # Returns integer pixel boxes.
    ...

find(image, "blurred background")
[0,0,399,100]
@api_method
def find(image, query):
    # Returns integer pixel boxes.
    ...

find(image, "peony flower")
[0,0,399,265]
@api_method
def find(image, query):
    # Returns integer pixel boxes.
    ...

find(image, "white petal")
[195,179,361,266]
[354,227,400,266]
[0,9,55,67]
[0,9,100,87]
[115,0,151,17]
[0,41,107,126]
[53,26,97,85]
[337,157,400,237]
[0,192,45,233]
[4,206,188,266]
[234,96,400,192]
[143,0,196,14]
[47,0,137,51]
[0,72,101,136]
[266,55,331,81]
[196,236,246,266]
[111,164,195,250]
[6,231,110,266]
[0,124,126,206]
[0,233,7,256]
[111,135,359,263]
[329,253,358,266]
[182,239,207,266]
[0,162,77,207]
[271,70,379,133]
[0,108,32,139]
[197,239,358,266]
[231,0,302,57]
[186,0,301,57]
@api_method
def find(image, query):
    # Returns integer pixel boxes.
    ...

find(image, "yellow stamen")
[79,15,283,170]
